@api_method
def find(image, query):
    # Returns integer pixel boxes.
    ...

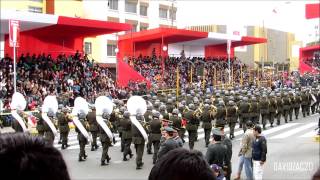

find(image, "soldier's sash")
[130,115,148,142]
[41,112,57,135]
[72,116,92,142]
[96,116,114,141]
[11,110,27,132]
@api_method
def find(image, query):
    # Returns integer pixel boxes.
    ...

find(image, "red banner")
[9,20,20,47]
[305,3,320,19]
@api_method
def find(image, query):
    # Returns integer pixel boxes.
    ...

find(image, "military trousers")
[204,128,212,146]
[61,131,69,146]
[151,140,160,162]
[311,104,316,114]
[251,116,259,125]
[79,140,86,158]
[301,105,308,117]
[147,135,152,153]
[289,108,293,121]
[229,122,236,137]
[269,113,275,125]
[123,138,132,157]
[283,109,289,122]
[91,131,98,147]
[241,117,250,132]
[101,141,110,161]
[261,114,269,128]
[294,107,300,119]
[134,143,145,166]
[187,130,197,150]
[276,111,282,125]
[179,129,186,143]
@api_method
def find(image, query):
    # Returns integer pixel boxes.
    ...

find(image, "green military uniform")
[259,96,270,129]
[183,106,198,150]
[75,117,88,161]
[87,109,99,151]
[43,116,55,145]
[170,113,184,143]
[34,112,45,136]
[301,91,309,117]
[201,106,213,147]
[288,93,295,121]
[116,109,125,152]
[131,115,146,170]
[149,115,162,164]
[275,94,283,125]
[226,102,238,140]
[57,112,70,149]
[293,93,301,119]
[99,120,112,166]
[282,93,291,123]
[144,109,153,154]
[269,96,277,126]
[238,98,250,132]
[120,113,133,161]
[215,103,226,128]
[250,98,259,125]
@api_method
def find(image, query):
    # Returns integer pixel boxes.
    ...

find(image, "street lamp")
[162,45,168,52]
[162,45,167,81]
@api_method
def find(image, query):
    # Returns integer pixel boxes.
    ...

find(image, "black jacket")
[157,138,179,160]
[252,135,267,162]
[205,142,228,168]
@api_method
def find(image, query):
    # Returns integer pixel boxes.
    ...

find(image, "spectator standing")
[252,125,267,180]
[205,128,228,169]
[157,127,179,160]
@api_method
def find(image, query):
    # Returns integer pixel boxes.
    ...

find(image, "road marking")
[269,123,317,139]
[300,130,318,138]
[262,123,300,136]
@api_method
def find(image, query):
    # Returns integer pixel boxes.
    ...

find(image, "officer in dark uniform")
[167,99,174,114]
[293,92,302,119]
[269,94,277,126]
[159,105,169,120]
[132,113,146,170]
[120,111,133,161]
[275,93,283,125]
[215,101,226,128]
[149,111,162,164]
[282,92,291,123]
[157,126,179,160]
[76,111,88,162]
[184,103,198,150]
[57,107,70,149]
[205,128,228,169]
[259,94,270,129]
[226,101,238,140]
[117,106,126,152]
[12,110,27,133]
[87,106,99,151]
[239,97,250,132]
[99,112,112,166]
[170,108,184,143]
[34,108,45,136]
[44,110,55,145]
[288,92,295,121]
[145,105,153,154]
[301,90,309,117]
[201,104,213,147]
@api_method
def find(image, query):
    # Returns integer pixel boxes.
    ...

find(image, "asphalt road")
[56,113,319,180]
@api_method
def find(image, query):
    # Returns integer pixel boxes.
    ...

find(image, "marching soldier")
[117,106,126,152]
[250,97,259,125]
[99,113,112,166]
[282,92,291,123]
[145,105,153,154]
[12,110,27,133]
[76,111,89,162]
[149,111,162,164]
[311,88,317,114]
[44,110,55,145]
[215,101,226,128]
[132,113,147,170]
[57,107,71,149]
[288,92,295,121]
[226,101,238,140]
[293,91,302,119]
[184,103,198,150]
[201,104,213,147]
[259,95,270,129]
[170,108,184,143]
[34,108,45,136]
[167,99,174,114]
[301,90,309,117]
[87,106,99,151]
[269,94,277,126]
[120,111,133,161]
[159,105,169,120]
[275,93,283,125]
[238,97,250,132]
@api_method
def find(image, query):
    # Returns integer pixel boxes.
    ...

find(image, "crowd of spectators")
[0,51,133,111]
[304,56,320,71]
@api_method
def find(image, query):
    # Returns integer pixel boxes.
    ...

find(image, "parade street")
[58,113,319,180]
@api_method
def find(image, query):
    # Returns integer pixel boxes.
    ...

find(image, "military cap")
[188,103,195,110]
[172,109,179,115]
[147,104,153,110]
[212,128,223,136]
[58,104,64,109]
[123,111,130,118]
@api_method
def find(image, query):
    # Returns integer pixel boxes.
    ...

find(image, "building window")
[108,0,118,10]
[29,0,43,2]
[140,5,148,16]
[140,24,148,31]
[159,8,167,19]
[107,44,117,56]
[28,6,43,13]
[84,42,92,54]
[125,0,137,13]
[169,9,176,20]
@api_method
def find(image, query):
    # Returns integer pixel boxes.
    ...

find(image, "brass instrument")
[209,105,217,118]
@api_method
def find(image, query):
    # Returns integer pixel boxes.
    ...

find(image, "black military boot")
[84,154,88,159]
[136,162,144,170]
[58,140,62,144]
[129,153,134,158]
[106,156,111,164]
[123,155,128,161]
[61,144,66,150]
[91,145,95,151]
[101,160,107,166]
[147,149,152,154]
[78,156,85,162]
[95,144,99,150]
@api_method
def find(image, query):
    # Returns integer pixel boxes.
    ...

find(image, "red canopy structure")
[1,10,131,58]
[117,27,266,87]
[299,45,320,74]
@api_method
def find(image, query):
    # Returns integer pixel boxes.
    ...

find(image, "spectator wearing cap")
[157,127,179,161]
[205,128,228,170]
[173,127,183,147]
[234,121,255,180]
[220,127,232,180]
[252,125,267,180]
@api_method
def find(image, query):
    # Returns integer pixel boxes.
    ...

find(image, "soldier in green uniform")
[201,104,213,147]
[250,96,259,125]
[120,111,133,161]
[238,97,250,132]
[87,106,99,151]
[167,99,174,114]
[99,113,112,166]
[282,92,291,123]
[117,106,126,152]
[159,105,169,120]
[132,113,146,170]
[226,101,238,140]
[145,105,153,154]
[215,101,226,128]
[170,108,183,143]
[184,103,198,150]
[275,93,283,125]
[288,92,295,121]
[57,107,70,149]
[44,110,55,145]
[34,108,45,136]
[149,111,162,164]
[301,90,309,117]
[259,95,270,129]
[293,91,302,119]
[311,88,317,114]
[12,110,27,133]
[76,111,88,162]
[269,94,277,126]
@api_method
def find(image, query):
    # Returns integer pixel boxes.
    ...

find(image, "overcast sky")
[176,0,319,43]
